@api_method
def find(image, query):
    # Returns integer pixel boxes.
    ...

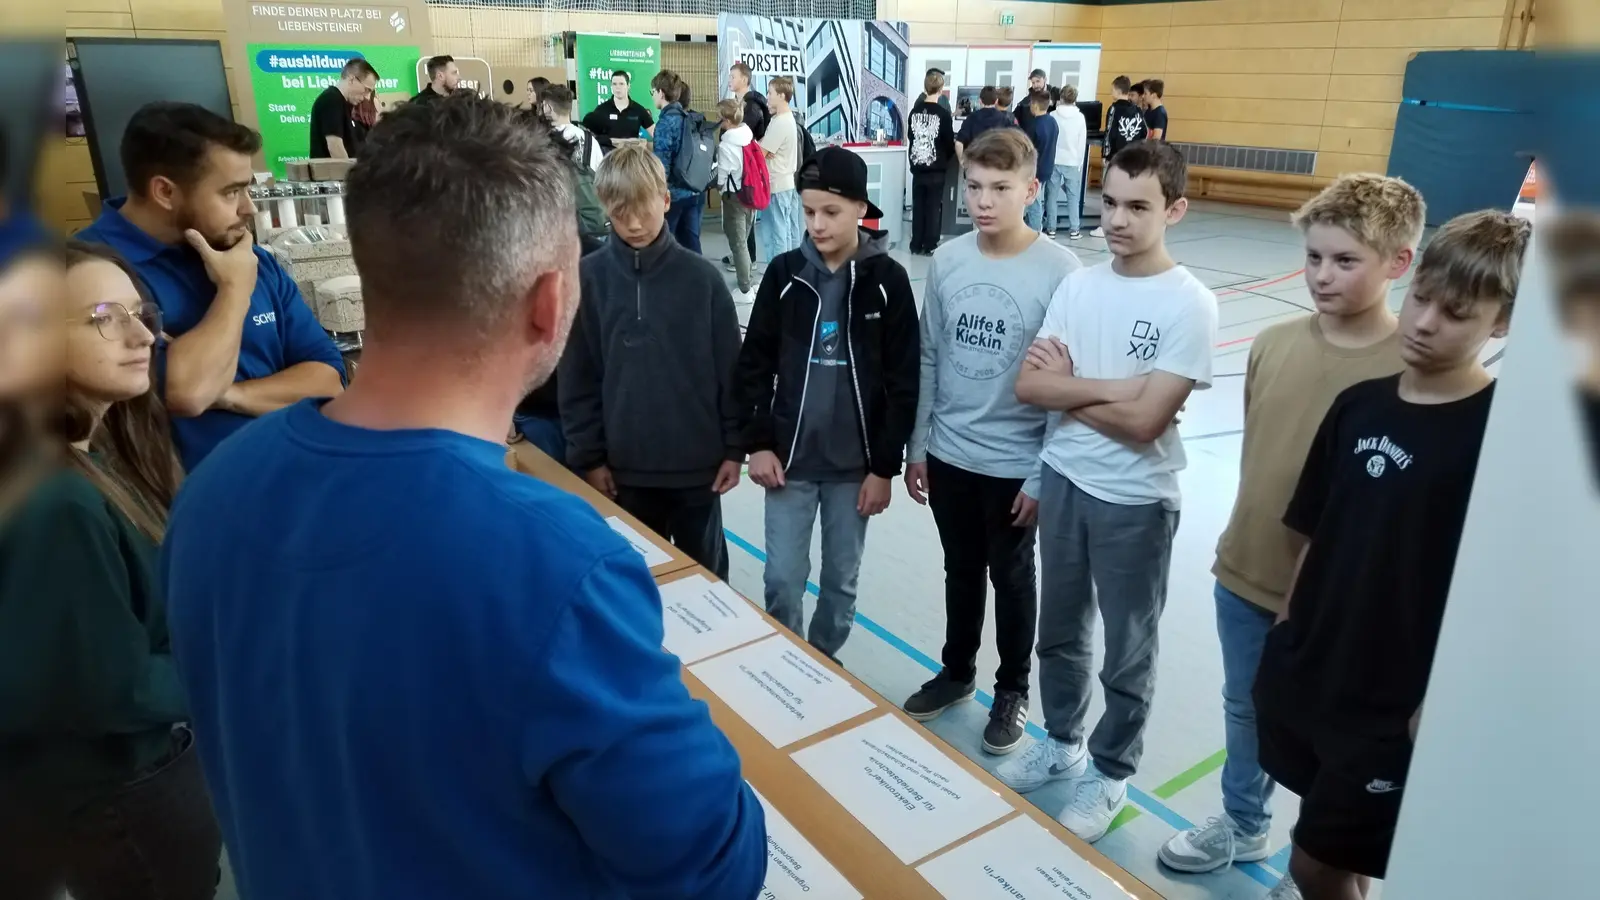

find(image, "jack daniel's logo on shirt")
[1355,435,1413,478]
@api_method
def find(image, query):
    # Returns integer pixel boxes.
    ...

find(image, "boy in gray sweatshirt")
[559,143,744,578]
[902,128,1081,755]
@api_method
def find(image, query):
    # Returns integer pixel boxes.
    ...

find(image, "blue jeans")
[513,414,566,464]
[1215,581,1277,837]
[763,480,869,659]
[757,189,803,263]
[1024,196,1044,231]
[666,192,704,254]
[1046,164,1082,233]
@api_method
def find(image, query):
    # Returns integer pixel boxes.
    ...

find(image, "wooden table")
[509,444,1161,900]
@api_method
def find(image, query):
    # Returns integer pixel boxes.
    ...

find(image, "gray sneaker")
[1264,875,1302,899]
[903,672,975,721]
[1157,814,1270,873]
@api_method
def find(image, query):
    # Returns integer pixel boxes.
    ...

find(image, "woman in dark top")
[581,69,655,146]
[0,242,221,900]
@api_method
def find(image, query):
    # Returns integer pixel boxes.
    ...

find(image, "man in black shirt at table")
[309,58,378,159]
[411,55,458,105]
[581,70,655,147]
[1254,210,1530,900]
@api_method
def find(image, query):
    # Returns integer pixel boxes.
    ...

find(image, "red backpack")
[736,141,771,211]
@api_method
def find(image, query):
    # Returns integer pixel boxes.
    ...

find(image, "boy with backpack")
[715,98,767,304]
[735,148,920,663]
[560,143,744,578]
[650,69,717,253]
[539,84,607,240]
[757,76,803,262]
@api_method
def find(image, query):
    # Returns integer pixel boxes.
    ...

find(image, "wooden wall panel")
[1326,74,1404,103]
[1165,97,1328,127]
[1164,48,1333,75]
[1175,120,1323,151]
[1335,17,1504,48]
[1340,0,1509,20]
[1331,47,1419,75]
[1170,0,1342,27]
[1166,22,1340,50]
[130,0,224,32]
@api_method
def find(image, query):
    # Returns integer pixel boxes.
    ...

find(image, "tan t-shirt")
[1212,314,1405,613]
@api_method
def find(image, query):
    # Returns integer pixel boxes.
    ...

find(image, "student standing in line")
[0,242,220,900]
[650,69,706,253]
[1022,91,1058,233]
[907,69,956,256]
[725,61,769,272]
[736,148,920,663]
[1254,211,1530,900]
[714,99,759,304]
[541,84,605,173]
[1093,77,1149,239]
[307,58,378,160]
[411,55,459,105]
[581,70,654,146]
[161,96,766,900]
[77,103,345,472]
[901,129,1081,754]
[1156,173,1425,889]
[1001,141,1218,842]
[956,86,1013,166]
[1143,79,1169,141]
[1046,85,1088,240]
[757,76,803,262]
[561,143,744,579]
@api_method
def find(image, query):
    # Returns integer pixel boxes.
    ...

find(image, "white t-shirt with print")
[1035,260,1218,510]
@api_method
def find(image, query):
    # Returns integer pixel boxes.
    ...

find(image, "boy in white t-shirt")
[1000,140,1219,843]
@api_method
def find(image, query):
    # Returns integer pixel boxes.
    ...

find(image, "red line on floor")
[1216,267,1306,298]
[1216,335,1257,349]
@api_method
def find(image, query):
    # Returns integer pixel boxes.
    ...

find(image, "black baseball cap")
[926,66,945,77]
[798,147,885,220]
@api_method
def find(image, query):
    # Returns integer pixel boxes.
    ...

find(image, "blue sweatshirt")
[1028,112,1058,183]
[162,399,766,900]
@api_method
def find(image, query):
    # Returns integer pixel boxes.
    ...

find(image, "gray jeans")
[763,480,869,659]
[1036,467,1178,781]
[721,191,754,293]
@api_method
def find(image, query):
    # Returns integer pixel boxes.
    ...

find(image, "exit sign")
[999,11,1015,25]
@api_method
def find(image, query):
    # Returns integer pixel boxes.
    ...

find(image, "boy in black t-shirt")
[1142,79,1168,141]
[1254,210,1531,900]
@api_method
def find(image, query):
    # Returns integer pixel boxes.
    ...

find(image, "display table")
[508,442,1160,900]
[843,143,908,251]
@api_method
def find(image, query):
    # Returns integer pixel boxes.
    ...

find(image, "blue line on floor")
[722,527,1284,889]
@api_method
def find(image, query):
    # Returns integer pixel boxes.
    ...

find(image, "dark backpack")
[669,108,718,194]
[795,115,818,169]
[736,140,771,210]
[571,127,607,238]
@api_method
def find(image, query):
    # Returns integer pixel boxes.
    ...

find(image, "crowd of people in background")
[3,48,1592,900]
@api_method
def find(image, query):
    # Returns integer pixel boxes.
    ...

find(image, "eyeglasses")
[76,301,162,342]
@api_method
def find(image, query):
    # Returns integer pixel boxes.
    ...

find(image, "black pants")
[910,172,947,253]
[1,728,223,900]
[615,484,730,580]
[927,455,1038,694]
[747,226,757,265]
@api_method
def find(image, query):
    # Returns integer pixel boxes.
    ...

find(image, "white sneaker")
[735,289,756,305]
[1264,875,1302,899]
[1157,814,1271,873]
[1090,226,1106,238]
[994,737,1086,793]
[1056,765,1127,843]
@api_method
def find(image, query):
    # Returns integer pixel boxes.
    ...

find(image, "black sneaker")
[903,672,976,721]
[983,689,1029,755]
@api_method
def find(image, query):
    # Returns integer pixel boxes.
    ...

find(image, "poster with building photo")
[717,15,910,145]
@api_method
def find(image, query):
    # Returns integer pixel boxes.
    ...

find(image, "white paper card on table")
[750,786,862,900]
[658,574,775,664]
[690,635,876,747]
[916,815,1132,899]
[604,515,674,570]
[789,714,1012,863]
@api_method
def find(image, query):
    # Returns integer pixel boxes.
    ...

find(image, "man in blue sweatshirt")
[162,96,766,900]
[1022,91,1058,233]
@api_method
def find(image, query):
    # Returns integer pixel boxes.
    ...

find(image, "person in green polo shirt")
[0,241,220,899]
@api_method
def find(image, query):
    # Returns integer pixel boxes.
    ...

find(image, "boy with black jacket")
[908,69,957,255]
[560,143,744,579]
[736,148,920,662]
[1091,76,1149,239]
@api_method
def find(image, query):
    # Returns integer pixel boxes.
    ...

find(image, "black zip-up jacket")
[1104,98,1149,159]
[559,228,743,487]
[734,229,920,479]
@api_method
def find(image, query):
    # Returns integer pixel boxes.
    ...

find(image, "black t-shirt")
[409,86,448,105]
[309,86,355,159]
[580,98,654,145]
[1258,375,1497,734]
[1144,105,1169,140]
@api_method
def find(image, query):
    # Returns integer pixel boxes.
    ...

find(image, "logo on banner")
[738,50,804,76]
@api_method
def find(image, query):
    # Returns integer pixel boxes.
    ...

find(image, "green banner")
[246,44,420,178]
[573,33,661,118]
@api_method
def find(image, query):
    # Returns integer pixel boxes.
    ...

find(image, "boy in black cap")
[735,148,921,662]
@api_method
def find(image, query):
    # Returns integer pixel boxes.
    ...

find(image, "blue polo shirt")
[78,199,345,471]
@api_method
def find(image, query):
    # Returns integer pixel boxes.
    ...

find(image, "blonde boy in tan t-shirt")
[1157,173,1425,889]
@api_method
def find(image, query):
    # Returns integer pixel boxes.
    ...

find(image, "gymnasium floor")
[705,195,1475,900]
